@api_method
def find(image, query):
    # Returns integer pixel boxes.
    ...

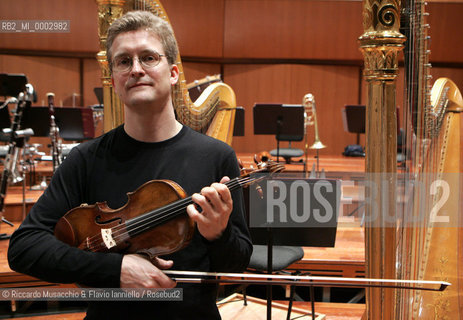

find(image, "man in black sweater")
[8,10,252,319]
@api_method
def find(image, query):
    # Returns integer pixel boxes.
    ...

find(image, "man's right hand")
[120,254,176,288]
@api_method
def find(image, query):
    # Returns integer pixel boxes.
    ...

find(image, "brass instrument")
[303,93,326,151]
[302,93,326,176]
[95,0,236,145]
[47,92,62,173]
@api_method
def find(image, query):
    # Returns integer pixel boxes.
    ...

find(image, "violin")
[54,157,284,257]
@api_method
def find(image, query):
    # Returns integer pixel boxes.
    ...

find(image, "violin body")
[54,179,195,258]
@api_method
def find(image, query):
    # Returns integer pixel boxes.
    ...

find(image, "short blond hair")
[106,10,178,71]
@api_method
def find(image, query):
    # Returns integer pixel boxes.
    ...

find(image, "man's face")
[110,29,178,110]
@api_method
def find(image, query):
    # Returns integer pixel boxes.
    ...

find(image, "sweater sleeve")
[7,147,123,288]
[204,150,253,273]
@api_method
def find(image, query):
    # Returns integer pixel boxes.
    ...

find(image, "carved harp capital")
[359,0,405,80]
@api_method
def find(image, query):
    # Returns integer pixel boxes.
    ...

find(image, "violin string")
[108,176,253,240]
[87,165,281,251]
[84,176,255,251]
[86,176,252,249]
[87,167,278,251]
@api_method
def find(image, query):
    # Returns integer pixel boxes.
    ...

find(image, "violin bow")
[164,270,450,292]
[166,157,447,292]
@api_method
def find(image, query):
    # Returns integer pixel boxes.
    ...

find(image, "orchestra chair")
[269,133,304,164]
[243,244,304,320]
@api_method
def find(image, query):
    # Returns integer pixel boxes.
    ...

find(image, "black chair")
[269,133,304,164]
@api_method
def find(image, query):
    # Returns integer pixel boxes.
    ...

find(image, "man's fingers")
[152,257,174,270]
[191,193,213,213]
[186,203,207,223]
[120,254,176,289]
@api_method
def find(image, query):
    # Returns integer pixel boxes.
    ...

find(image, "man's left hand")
[186,176,233,241]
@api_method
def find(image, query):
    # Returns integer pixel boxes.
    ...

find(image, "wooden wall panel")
[162,0,225,58]
[182,62,222,84]
[0,55,80,107]
[428,2,463,63]
[1,0,461,157]
[0,0,99,54]
[226,64,361,155]
[83,58,101,108]
[431,67,463,90]
[223,0,364,61]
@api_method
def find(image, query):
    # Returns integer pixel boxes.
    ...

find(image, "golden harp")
[360,0,462,319]
[94,0,236,145]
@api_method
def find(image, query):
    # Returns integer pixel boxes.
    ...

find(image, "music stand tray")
[253,103,304,139]
[20,106,95,140]
[248,177,339,248]
[342,105,365,145]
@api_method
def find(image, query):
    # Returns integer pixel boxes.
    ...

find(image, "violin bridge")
[101,228,117,249]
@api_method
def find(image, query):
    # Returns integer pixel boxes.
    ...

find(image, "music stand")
[233,107,245,136]
[254,104,305,163]
[247,175,339,317]
[20,107,50,137]
[93,87,103,106]
[0,73,27,98]
[0,107,11,142]
[342,105,365,145]
[55,107,94,141]
[20,106,94,141]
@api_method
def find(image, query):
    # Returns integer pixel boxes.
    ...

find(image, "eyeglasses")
[112,52,165,73]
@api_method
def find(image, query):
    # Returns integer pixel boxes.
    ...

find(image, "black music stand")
[93,87,103,106]
[246,173,339,317]
[20,107,50,137]
[253,104,305,163]
[0,74,28,141]
[342,105,365,145]
[20,106,95,140]
[233,107,245,136]
[0,73,28,98]
[0,107,11,142]
[55,107,94,141]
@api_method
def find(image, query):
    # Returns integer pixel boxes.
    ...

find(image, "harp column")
[95,0,126,132]
[359,1,405,319]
